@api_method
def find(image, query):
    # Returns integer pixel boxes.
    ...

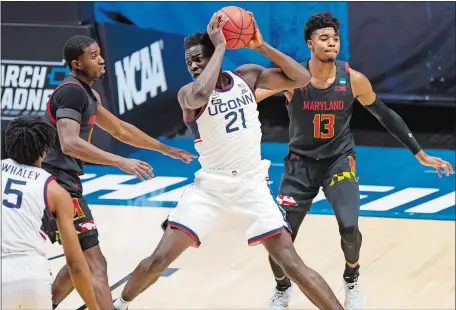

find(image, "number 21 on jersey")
[225,108,247,133]
[313,114,335,139]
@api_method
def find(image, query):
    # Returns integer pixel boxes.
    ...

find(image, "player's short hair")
[304,12,340,41]
[5,116,56,166]
[63,35,97,69]
[184,32,215,57]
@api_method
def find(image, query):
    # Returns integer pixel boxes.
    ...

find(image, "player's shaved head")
[64,35,97,70]
[184,32,215,57]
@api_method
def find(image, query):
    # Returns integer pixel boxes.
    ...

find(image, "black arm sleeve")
[53,84,88,123]
[363,98,422,155]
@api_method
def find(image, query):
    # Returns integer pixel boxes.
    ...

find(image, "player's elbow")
[60,137,78,155]
[111,121,128,141]
[294,70,311,88]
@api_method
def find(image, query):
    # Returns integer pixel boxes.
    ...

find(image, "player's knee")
[90,255,108,282]
[281,258,301,277]
[142,253,171,275]
[339,224,361,244]
[271,248,302,275]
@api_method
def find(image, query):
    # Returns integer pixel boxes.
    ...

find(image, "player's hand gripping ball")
[217,6,255,49]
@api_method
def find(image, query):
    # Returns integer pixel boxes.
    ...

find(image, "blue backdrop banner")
[94,1,455,104]
[94,1,350,69]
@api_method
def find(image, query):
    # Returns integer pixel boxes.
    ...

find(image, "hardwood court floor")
[46,204,455,310]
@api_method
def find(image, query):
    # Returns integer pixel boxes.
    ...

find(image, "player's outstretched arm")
[351,68,454,177]
[57,118,153,180]
[182,13,229,110]
[53,85,153,180]
[47,180,99,310]
[255,88,293,103]
[94,92,196,164]
[236,12,311,92]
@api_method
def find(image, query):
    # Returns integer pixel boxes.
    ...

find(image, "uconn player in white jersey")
[2,116,99,310]
[114,12,343,310]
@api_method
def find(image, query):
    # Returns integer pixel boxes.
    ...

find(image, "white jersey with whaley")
[2,158,54,257]
[188,71,262,171]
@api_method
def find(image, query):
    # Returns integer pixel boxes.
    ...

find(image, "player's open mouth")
[100,66,105,73]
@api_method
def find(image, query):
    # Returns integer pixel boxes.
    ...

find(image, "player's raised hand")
[415,151,454,178]
[245,12,264,49]
[162,146,197,164]
[207,12,229,48]
[116,157,154,181]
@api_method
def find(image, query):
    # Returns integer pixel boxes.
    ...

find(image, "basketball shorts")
[163,160,291,247]
[277,149,359,212]
[41,164,99,251]
[2,254,52,310]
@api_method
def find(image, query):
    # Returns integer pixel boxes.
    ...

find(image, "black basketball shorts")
[277,149,359,212]
[41,164,99,251]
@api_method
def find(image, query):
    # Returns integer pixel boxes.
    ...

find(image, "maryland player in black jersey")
[42,35,196,310]
[256,13,453,310]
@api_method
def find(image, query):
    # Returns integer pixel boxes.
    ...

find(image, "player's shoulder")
[178,82,194,96]
[33,165,54,181]
[339,61,364,79]
[234,63,263,75]
[91,89,101,105]
[177,83,194,108]
[346,66,373,96]
[347,67,369,84]
[232,64,263,90]
[53,82,86,98]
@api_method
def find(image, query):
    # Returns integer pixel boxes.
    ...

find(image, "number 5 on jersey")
[313,114,335,139]
[3,178,27,209]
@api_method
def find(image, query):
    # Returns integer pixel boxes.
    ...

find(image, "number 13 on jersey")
[313,114,335,139]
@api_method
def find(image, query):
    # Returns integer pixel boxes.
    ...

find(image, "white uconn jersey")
[2,159,54,257]
[187,71,262,170]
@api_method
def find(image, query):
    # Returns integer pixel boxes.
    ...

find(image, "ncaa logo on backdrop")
[114,40,168,115]
[1,59,69,120]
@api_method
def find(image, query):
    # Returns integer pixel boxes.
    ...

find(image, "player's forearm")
[186,46,226,108]
[116,121,169,153]
[62,137,122,167]
[67,264,99,310]
[364,98,421,155]
[255,42,311,85]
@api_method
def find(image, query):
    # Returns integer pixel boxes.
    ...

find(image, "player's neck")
[71,71,94,87]
[308,58,336,80]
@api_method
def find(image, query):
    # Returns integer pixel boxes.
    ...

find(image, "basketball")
[218,6,255,49]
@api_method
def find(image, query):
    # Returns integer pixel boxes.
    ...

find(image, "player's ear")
[71,59,82,70]
[306,39,313,50]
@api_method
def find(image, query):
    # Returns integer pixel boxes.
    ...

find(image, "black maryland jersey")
[43,76,98,175]
[286,60,355,159]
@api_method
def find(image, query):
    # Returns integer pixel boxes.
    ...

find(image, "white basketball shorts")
[2,254,52,310]
[167,160,291,247]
